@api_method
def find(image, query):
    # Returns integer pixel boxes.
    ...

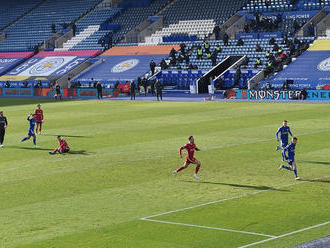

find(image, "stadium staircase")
[56,25,100,51]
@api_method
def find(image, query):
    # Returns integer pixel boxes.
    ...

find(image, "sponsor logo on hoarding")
[317,57,330,71]
[111,59,139,73]
[248,90,301,100]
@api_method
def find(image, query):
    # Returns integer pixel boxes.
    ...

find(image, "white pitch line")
[140,175,330,220]
[141,218,277,238]
[237,220,330,248]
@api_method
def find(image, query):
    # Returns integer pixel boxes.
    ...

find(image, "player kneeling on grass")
[279,137,300,180]
[49,136,70,155]
[173,136,201,179]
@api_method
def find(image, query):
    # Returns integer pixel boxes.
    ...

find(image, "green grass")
[0,98,329,248]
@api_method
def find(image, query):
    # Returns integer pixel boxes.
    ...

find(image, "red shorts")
[185,157,197,164]
[60,147,70,153]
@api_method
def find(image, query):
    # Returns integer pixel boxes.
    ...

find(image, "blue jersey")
[283,142,296,161]
[27,116,36,135]
[276,126,292,146]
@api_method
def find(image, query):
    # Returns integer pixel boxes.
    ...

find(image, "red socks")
[176,166,186,172]
[195,165,200,174]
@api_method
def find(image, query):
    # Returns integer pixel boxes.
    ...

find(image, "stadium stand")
[0,0,43,31]
[0,0,102,52]
[263,39,330,89]
[58,8,121,51]
[72,45,179,86]
[160,0,250,26]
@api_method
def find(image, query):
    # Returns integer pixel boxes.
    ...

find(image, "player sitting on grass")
[21,114,37,148]
[279,137,300,180]
[49,136,70,155]
[276,120,293,162]
[173,136,201,179]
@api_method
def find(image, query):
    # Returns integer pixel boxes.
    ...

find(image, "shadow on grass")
[43,134,90,138]
[68,150,90,155]
[300,178,330,183]
[300,160,330,165]
[182,180,288,191]
[10,146,52,151]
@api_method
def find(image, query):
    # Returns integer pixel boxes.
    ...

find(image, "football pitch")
[0,98,329,248]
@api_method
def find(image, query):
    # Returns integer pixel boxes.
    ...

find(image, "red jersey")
[34,109,43,121]
[59,139,69,150]
[179,143,200,161]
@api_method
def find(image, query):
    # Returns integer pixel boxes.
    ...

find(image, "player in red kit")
[34,104,44,134]
[49,136,70,155]
[173,136,201,179]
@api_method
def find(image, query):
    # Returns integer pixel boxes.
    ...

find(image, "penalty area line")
[140,218,277,238]
[140,175,330,220]
[237,220,330,248]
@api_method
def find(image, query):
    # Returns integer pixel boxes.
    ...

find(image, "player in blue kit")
[279,137,300,180]
[21,114,37,147]
[276,120,293,161]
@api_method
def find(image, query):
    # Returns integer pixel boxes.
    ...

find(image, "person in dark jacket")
[155,79,163,101]
[142,77,148,96]
[130,81,136,100]
[150,60,156,75]
[210,51,217,66]
[96,81,103,99]
[0,111,8,148]
[223,33,229,46]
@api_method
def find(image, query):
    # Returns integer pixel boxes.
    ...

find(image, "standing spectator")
[96,81,103,99]
[197,46,203,59]
[72,23,77,36]
[5,81,10,88]
[160,59,167,70]
[142,77,148,96]
[210,51,217,66]
[155,79,163,101]
[51,23,56,33]
[150,79,155,96]
[180,42,186,53]
[223,33,229,46]
[169,47,176,58]
[55,83,62,100]
[254,57,262,69]
[101,37,105,48]
[213,25,220,40]
[130,81,136,100]
[150,60,156,75]
[107,35,113,49]
[215,44,222,53]
[203,40,210,53]
[269,37,275,45]
[0,111,8,148]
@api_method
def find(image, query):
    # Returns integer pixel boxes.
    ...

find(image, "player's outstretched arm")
[179,146,185,158]
[195,147,200,151]
[288,128,293,137]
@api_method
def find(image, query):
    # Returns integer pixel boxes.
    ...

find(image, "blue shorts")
[28,129,35,136]
[281,140,288,147]
[288,157,295,165]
